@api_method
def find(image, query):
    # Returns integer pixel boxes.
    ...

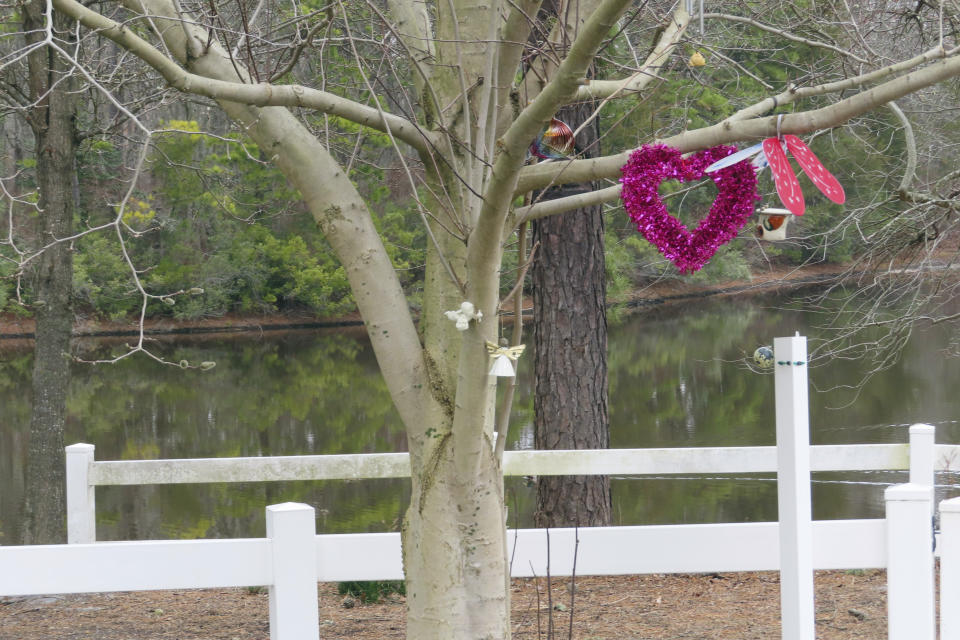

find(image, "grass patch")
[337,580,406,603]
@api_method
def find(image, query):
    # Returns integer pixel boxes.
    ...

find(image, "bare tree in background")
[9,0,79,544]
[2,0,959,637]
[748,3,960,374]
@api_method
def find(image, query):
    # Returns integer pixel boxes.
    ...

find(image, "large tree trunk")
[403,438,507,639]
[403,201,510,640]
[532,100,611,528]
[19,1,77,544]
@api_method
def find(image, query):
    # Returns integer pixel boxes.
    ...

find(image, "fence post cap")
[265,502,314,514]
[909,424,935,436]
[66,443,96,453]
[940,496,960,513]
[884,483,932,501]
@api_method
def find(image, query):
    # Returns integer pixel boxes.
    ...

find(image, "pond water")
[1,294,959,544]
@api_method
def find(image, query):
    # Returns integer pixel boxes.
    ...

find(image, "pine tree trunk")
[532,101,611,528]
[19,2,76,545]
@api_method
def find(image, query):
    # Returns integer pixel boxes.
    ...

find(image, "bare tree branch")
[573,5,690,100]
[107,0,430,429]
[704,12,870,64]
[52,0,436,154]
[515,52,960,196]
[480,0,633,233]
[887,101,918,192]
[385,0,436,115]
[727,45,955,122]
[515,182,619,224]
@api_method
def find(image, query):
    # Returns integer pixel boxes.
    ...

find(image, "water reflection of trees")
[607,303,773,448]
[594,296,958,526]
[0,353,33,544]
[2,332,410,542]
[2,297,959,541]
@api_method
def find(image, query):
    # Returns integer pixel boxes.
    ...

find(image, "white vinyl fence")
[4,335,960,640]
[63,432,960,542]
[55,427,956,638]
[2,502,323,639]
[4,494,960,640]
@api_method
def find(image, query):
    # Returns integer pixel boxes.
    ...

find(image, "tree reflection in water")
[1,295,959,544]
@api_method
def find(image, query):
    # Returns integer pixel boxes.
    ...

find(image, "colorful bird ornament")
[529,118,575,160]
[755,207,792,241]
[704,116,845,216]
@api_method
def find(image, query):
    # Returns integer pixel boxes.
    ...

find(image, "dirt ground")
[1,569,890,640]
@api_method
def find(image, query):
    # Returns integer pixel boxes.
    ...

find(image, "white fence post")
[266,503,319,640]
[66,443,96,544]
[940,496,960,640]
[907,424,936,557]
[774,334,815,640]
[885,484,935,640]
[908,424,935,487]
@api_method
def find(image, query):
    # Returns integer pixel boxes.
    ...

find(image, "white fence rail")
[0,520,897,596]
[2,503,321,640]
[64,433,960,544]
[66,440,960,486]
[3,495,956,640]
[317,519,889,581]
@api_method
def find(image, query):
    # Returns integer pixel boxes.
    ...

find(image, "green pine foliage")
[72,234,138,320]
[0,258,13,311]
[6,5,934,322]
[65,120,425,320]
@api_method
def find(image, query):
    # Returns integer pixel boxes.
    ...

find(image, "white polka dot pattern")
[784,135,846,204]
[763,138,805,216]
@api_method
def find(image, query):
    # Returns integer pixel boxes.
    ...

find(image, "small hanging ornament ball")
[688,51,706,67]
[753,346,775,369]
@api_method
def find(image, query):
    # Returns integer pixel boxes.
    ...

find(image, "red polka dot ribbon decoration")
[620,144,760,274]
[707,134,846,216]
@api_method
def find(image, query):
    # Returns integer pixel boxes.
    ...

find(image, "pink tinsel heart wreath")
[620,144,759,273]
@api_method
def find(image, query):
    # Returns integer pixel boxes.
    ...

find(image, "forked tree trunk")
[532,100,611,528]
[115,3,513,632]
[19,0,77,545]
